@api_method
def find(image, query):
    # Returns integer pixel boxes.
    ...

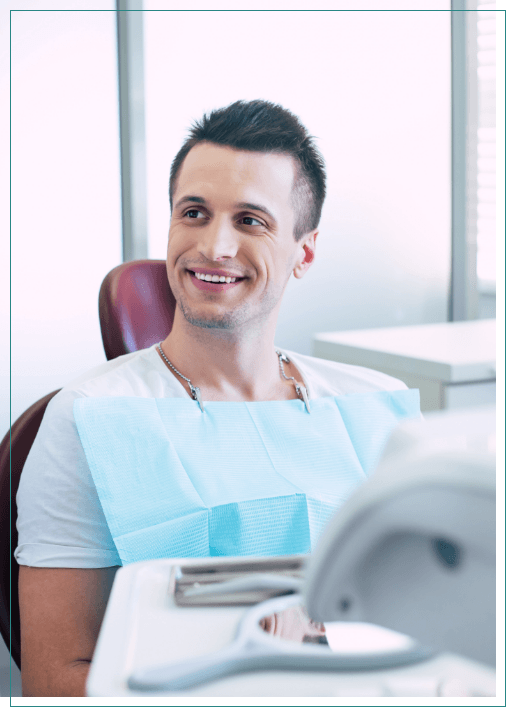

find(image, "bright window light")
[476,4,497,289]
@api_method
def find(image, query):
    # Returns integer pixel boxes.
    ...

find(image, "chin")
[185,314,237,330]
[179,300,247,330]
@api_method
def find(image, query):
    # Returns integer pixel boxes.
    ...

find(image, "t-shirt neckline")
[150,343,312,402]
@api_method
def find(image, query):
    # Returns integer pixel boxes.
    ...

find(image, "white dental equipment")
[306,405,496,667]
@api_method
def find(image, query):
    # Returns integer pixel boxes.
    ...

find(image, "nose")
[197,215,239,262]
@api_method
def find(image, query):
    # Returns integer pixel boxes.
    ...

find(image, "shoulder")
[280,349,408,398]
[52,345,184,407]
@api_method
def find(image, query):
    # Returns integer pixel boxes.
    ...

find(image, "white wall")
[2,5,122,441]
[143,7,452,355]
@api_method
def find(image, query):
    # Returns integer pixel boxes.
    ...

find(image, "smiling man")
[160,124,319,406]
[16,100,419,696]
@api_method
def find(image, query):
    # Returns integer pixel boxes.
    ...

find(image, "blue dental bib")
[74,389,419,564]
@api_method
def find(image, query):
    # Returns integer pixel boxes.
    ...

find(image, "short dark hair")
[169,100,326,241]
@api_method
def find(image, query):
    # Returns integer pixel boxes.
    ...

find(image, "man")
[16,100,416,696]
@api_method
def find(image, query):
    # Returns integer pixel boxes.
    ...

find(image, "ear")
[293,231,318,279]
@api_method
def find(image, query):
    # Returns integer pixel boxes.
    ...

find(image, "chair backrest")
[0,390,61,669]
[99,259,177,360]
[2,259,176,668]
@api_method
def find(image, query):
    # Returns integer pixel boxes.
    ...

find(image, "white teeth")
[194,272,239,283]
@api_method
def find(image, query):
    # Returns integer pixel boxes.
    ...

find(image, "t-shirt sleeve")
[15,389,121,568]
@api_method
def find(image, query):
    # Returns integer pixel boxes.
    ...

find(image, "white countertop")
[313,319,496,383]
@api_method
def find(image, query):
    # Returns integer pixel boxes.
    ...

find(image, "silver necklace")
[157,343,311,414]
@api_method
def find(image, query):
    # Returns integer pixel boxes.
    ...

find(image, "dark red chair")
[1,259,177,670]
[99,259,176,360]
[0,390,61,668]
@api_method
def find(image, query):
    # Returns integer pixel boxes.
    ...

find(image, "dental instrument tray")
[173,555,306,606]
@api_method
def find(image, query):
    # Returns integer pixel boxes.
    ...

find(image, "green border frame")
[7,5,506,707]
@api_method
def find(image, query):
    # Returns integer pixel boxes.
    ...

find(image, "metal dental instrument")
[174,556,306,606]
[181,573,302,600]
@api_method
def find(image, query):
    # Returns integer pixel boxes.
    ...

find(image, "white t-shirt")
[15,344,407,568]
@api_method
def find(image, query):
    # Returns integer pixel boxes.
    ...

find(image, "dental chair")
[0,390,61,668]
[99,259,176,360]
[0,259,177,668]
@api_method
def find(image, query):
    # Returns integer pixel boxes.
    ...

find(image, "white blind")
[476,3,496,287]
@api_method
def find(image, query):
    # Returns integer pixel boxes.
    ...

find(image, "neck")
[160,308,290,402]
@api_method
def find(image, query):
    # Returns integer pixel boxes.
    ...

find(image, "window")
[476,3,497,291]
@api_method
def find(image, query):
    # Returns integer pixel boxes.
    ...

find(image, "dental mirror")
[128,594,434,692]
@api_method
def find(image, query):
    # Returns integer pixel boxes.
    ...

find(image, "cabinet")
[313,320,496,413]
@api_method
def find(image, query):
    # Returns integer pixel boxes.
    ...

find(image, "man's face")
[167,142,316,332]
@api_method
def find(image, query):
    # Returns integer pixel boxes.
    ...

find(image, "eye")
[240,216,262,227]
[184,209,206,219]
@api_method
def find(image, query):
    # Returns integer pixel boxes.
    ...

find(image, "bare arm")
[19,565,119,697]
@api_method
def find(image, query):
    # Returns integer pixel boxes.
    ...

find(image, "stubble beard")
[176,285,283,332]
[178,297,247,330]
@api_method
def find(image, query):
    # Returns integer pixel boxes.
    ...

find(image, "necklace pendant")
[193,385,205,413]
[300,385,311,414]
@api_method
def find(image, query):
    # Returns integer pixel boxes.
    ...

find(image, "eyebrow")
[174,195,206,210]
[174,196,276,223]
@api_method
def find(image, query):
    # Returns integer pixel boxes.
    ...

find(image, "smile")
[196,272,238,283]
[187,270,246,291]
